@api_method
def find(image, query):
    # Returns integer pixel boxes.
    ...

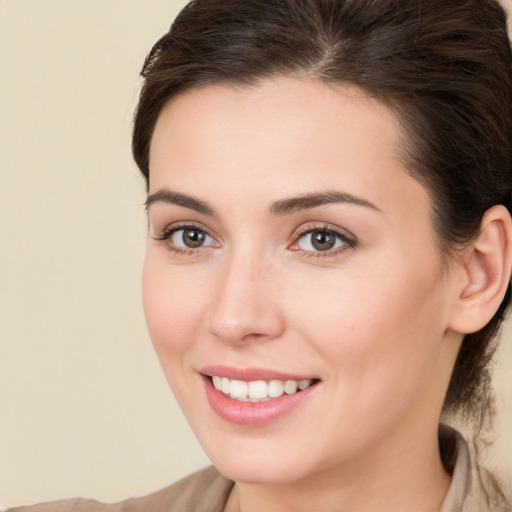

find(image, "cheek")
[281,264,449,459]
[141,253,206,363]
[286,257,447,400]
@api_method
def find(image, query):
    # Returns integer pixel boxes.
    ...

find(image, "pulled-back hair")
[132,0,512,431]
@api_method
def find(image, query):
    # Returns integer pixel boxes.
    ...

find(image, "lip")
[201,365,317,382]
[200,368,320,426]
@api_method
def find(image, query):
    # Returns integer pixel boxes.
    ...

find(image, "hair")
[132,0,512,433]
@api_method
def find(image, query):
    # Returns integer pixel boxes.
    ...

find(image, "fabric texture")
[439,430,511,512]
[4,429,511,512]
[4,466,233,512]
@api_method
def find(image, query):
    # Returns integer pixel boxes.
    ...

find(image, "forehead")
[151,78,404,155]
[148,78,430,224]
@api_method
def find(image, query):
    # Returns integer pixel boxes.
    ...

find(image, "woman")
[7,0,512,510]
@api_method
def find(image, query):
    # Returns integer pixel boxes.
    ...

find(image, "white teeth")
[268,380,284,398]
[211,376,315,401]
[229,379,248,399]
[284,380,298,394]
[298,379,312,390]
[212,376,222,390]
[248,380,268,399]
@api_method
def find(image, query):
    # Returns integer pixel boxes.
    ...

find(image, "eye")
[152,223,218,254]
[293,228,351,254]
[169,227,215,249]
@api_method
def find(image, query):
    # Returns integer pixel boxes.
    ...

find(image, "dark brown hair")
[132,0,512,429]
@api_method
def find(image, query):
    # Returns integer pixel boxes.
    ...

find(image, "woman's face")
[143,78,462,484]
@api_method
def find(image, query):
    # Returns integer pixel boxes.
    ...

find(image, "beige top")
[4,431,511,512]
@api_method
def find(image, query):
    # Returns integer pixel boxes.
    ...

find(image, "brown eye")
[296,228,347,252]
[310,230,336,250]
[182,228,206,248]
[169,227,215,249]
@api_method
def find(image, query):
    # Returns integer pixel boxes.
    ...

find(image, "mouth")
[200,366,320,426]
[210,375,317,402]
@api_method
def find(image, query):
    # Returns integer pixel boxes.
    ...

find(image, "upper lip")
[200,365,318,382]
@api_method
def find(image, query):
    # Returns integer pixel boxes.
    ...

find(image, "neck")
[225,423,451,512]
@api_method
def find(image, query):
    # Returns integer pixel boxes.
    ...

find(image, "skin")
[143,77,478,512]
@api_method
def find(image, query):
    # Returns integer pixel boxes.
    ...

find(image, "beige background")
[0,0,511,507]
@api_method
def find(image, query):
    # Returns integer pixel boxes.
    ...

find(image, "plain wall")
[0,0,511,507]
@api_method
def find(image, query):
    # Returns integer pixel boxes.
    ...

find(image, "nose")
[206,251,285,345]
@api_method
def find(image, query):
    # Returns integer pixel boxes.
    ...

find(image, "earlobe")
[449,205,512,334]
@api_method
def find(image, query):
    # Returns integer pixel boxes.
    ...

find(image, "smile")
[201,368,320,426]
[211,376,314,402]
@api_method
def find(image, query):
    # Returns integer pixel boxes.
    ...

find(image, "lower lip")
[202,376,319,426]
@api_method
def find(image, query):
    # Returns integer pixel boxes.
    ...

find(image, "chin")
[213,456,305,485]
[197,432,319,485]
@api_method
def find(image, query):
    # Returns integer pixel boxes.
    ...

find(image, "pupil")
[312,230,335,251]
[183,229,205,248]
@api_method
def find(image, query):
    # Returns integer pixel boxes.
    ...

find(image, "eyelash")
[152,223,356,258]
[292,224,356,257]
[152,222,214,256]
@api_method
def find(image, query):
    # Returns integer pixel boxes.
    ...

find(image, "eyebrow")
[270,190,381,216]
[145,189,216,216]
[145,188,381,217]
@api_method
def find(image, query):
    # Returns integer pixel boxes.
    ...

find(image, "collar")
[439,428,511,512]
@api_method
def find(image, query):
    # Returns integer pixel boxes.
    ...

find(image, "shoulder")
[4,466,234,512]
[440,426,512,512]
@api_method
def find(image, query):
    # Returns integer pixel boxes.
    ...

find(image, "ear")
[448,205,512,334]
